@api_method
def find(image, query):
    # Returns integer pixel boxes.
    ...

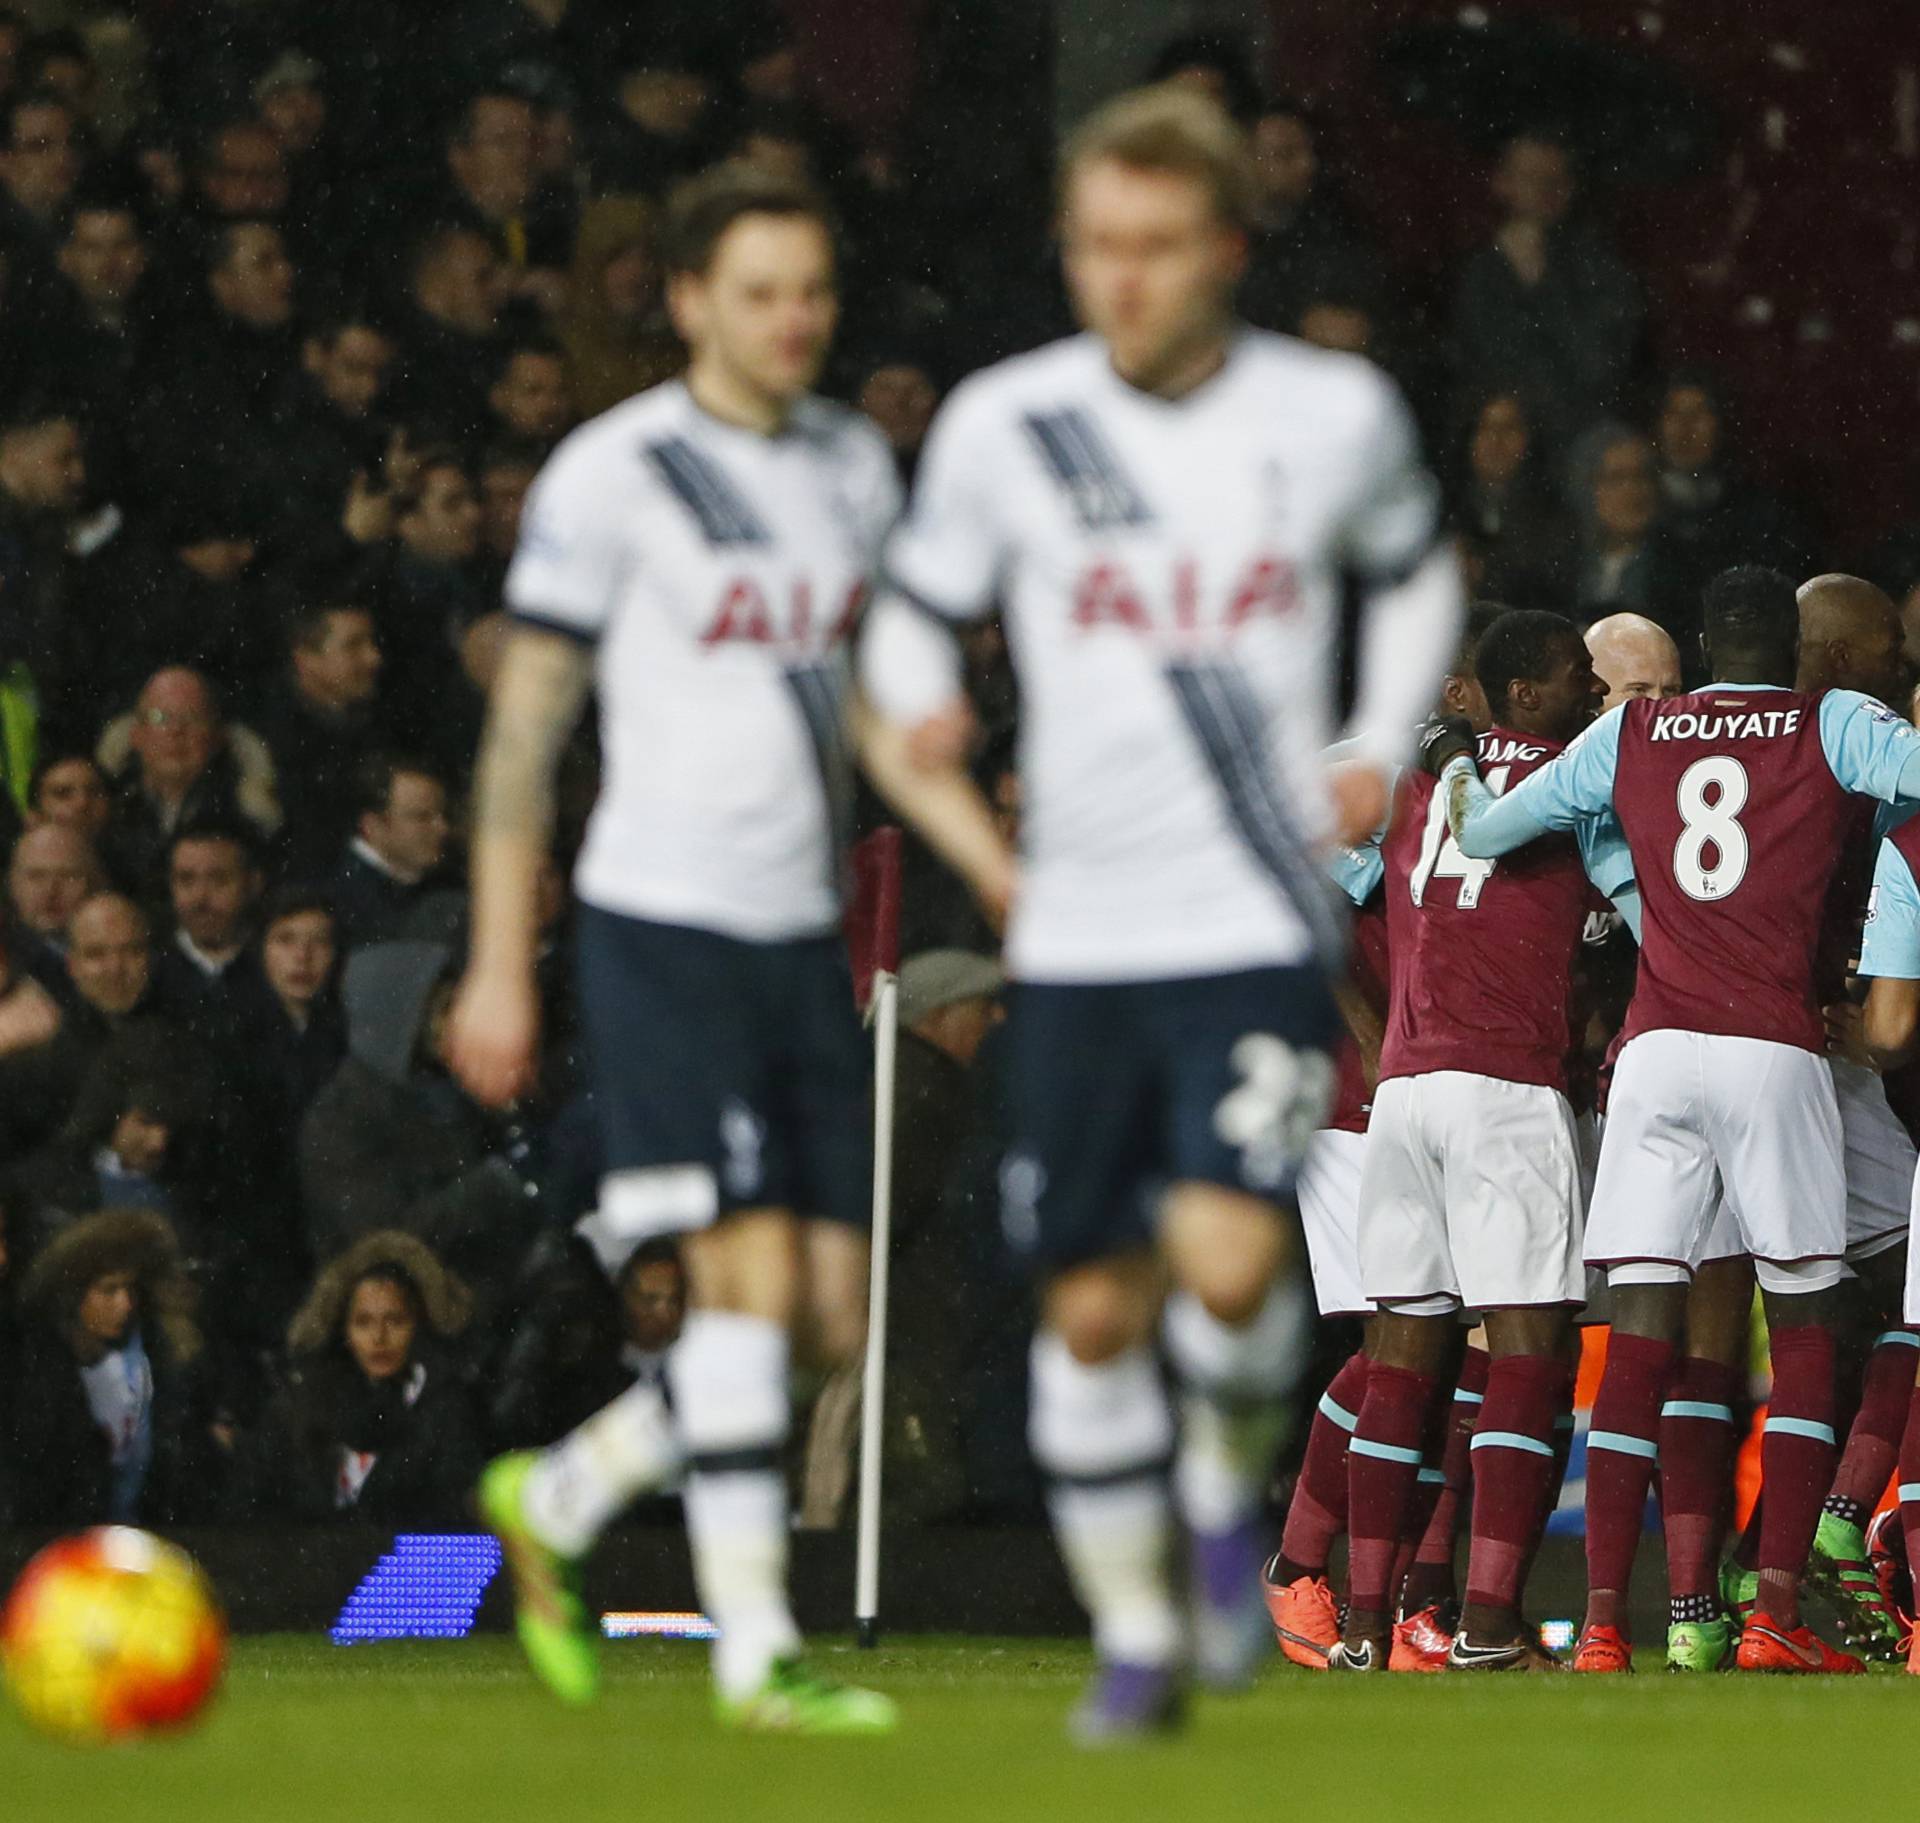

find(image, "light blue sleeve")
[1859,839,1920,978]
[1447,706,1624,858]
[1818,690,1920,803]
[1575,809,1635,905]
[1609,882,1643,945]
[1328,839,1384,907]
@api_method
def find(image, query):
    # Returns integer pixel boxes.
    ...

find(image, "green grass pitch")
[5,1635,1914,1823]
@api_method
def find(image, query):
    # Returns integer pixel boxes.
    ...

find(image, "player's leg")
[1341,1073,1461,1667]
[1577,1031,1725,1671]
[1817,1060,1918,1645]
[1266,1334,1367,1666]
[1659,1246,1752,1671]
[1723,1271,1864,1673]
[1709,1039,1864,1673]
[684,931,892,1733]
[1154,963,1333,1688]
[1395,1331,1487,1651]
[1036,1254,1185,1739]
[1810,1241,1914,1654]
[481,909,718,1703]
[1161,1182,1309,1687]
[1899,1182,1920,1674]
[1005,980,1182,1740]
[1337,1305,1455,1666]
[1898,1348,1920,1674]
[1438,1077,1584,1670]
[670,1210,814,1718]
[794,1218,871,1374]
[1452,1306,1572,1667]
[1267,1126,1371,1666]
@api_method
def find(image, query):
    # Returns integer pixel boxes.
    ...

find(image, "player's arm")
[1817,689,1920,804]
[855,380,1016,922]
[1333,975,1385,1092]
[448,436,616,1105]
[1334,379,1465,839]
[1440,705,1625,859]
[448,627,592,1104]
[1859,837,1920,1068]
[852,680,1015,927]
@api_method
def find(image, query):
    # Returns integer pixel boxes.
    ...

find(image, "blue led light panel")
[330,1534,504,1644]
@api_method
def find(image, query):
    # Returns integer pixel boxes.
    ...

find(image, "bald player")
[1586,613,1682,708]
[1795,572,1920,1653]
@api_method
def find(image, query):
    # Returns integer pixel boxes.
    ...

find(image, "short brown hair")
[660,159,835,277]
[1060,83,1259,231]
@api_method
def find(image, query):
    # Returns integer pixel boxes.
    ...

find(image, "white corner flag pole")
[855,967,900,1649]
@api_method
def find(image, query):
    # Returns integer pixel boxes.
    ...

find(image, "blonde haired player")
[860,84,1462,1739]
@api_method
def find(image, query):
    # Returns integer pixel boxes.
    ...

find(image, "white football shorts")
[1359,1070,1585,1312]
[1296,1127,1370,1318]
[1585,1029,1844,1285]
[1832,1057,1916,1260]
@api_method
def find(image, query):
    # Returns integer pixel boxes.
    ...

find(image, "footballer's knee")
[801,1291,868,1372]
[1045,1258,1160,1364]
[794,1221,870,1369]
[1683,1254,1757,1365]
[1161,1183,1290,1325]
[683,1208,803,1326]
[1605,1272,1689,1342]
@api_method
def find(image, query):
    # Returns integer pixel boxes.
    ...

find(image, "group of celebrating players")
[420,74,1920,1746]
[1269,574,1920,1684]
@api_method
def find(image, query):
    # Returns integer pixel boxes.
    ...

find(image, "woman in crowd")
[244,1230,483,1524]
[7,1207,227,1526]
[1450,390,1576,610]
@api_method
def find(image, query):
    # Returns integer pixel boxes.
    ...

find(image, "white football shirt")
[507,380,900,941]
[861,329,1457,983]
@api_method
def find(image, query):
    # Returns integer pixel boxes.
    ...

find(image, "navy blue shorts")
[1000,965,1338,1271]
[574,906,870,1240]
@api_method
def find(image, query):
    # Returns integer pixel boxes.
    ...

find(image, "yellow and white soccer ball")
[1,1527,227,1744]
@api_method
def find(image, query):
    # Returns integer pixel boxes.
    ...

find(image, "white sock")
[522,1377,684,1556]
[1163,1281,1309,1535]
[1029,1331,1181,1667]
[669,1310,801,1700]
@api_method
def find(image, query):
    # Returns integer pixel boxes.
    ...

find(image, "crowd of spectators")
[0,8,1910,1534]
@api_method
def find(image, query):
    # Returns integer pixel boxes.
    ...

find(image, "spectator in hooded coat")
[242,1228,483,1524]
[7,1206,228,1526]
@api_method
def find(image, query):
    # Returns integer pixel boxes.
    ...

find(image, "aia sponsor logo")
[1070,552,1300,641]
[698,576,865,650]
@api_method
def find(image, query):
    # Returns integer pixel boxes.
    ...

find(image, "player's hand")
[446,965,541,1108]
[1415,715,1478,778]
[1326,759,1391,846]
[1823,999,1876,1070]
[905,700,976,772]
[969,851,1019,934]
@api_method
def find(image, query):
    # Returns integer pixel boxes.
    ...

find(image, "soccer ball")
[1,1528,227,1744]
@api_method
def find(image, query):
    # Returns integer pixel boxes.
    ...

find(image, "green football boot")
[1664,1618,1734,1672]
[1808,1510,1905,1657]
[477,1452,599,1707]
[716,1657,899,1736]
